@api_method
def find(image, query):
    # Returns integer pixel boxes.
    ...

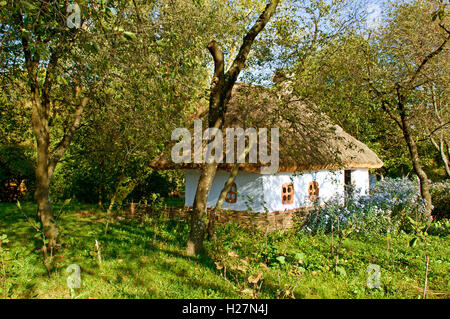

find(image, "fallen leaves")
[248,272,264,284]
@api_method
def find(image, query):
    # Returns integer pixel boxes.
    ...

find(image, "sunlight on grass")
[0,203,448,299]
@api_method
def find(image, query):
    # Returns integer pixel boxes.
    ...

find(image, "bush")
[0,144,35,202]
[430,181,450,220]
[427,218,450,237]
[303,177,427,236]
[127,170,183,201]
[50,157,183,205]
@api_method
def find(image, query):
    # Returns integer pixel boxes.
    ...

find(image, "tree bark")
[17,9,59,248]
[428,87,450,177]
[187,162,219,255]
[186,0,280,256]
[207,163,241,240]
[397,90,433,217]
[22,50,88,249]
[430,134,450,177]
[31,91,59,249]
[18,12,81,248]
[438,137,450,177]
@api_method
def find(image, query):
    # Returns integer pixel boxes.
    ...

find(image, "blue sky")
[237,0,392,85]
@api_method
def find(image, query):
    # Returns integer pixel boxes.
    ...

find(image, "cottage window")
[281,182,294,205]
[344,170,353,198]
[225,182,237,203]
[308,181,319,202]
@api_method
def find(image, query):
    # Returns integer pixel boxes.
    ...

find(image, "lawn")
[0,202,448,299]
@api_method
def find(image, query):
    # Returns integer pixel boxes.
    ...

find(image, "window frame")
[308,181,319,202]
[344,170,353,198]
[225,182,237,203]
[281,182,294,205]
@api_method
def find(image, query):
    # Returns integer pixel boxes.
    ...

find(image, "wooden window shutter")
[308,181,319,202]
[225,182,237,203]
[281,182,294,205]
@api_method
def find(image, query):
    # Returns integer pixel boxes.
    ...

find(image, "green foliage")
[0,233,11,298]
[427,219,450,237]
[128,170,183,202]
[406,217,431,248]
[1,0,244,205]
[50,156,182,207]
[0,144,35,202]
[0,202,448,298]
[430,181,450,220]
[207,221,449,299]
[281,0,449,179]
[0,145,35,184]
[0,73,33,145]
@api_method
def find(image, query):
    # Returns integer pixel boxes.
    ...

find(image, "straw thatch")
[151,83,383,173]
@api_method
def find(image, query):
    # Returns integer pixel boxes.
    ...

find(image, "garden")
[0,0,449,301]
[0,178,448,299]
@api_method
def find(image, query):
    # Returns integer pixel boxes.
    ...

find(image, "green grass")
[0,202,448,299]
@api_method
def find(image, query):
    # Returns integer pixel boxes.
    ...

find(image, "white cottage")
[152,83,383,215]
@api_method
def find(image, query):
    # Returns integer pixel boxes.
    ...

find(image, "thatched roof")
[151,83,383,173]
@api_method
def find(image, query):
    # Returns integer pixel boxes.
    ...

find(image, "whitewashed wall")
[184,168,369,213]
[184,169,265,212]
[351,169,370,196]
[261,170,344,212]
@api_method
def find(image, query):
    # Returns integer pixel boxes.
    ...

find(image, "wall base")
[124,203,315,233]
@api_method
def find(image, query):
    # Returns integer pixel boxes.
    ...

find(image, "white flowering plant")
[303,177,428,236]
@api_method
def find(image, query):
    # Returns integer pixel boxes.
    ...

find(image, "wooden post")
[95,239,102,265]
[423,256,429,299]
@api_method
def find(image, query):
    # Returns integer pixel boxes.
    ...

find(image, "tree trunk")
[35,157,58,248]
[399,100,433,217]
[430,134,450,178]
[429,87,450,177]
[443,140,450,177]
[444,140,450,164]
[31,92,59,249]
[187,162,219,255]
[207,163,241,240]
[186,0,280,256]
[207,146,248,239]
[18,9,92,249]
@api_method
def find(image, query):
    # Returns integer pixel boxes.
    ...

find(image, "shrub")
[303,177,427,236]
[0,144,35,202]
[427,218,450,237]
[430,181,450,220]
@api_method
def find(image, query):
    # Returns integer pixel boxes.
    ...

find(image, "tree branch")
[207,40,225,82]
[48,70,111,178]
[405,32,450,90]
[226,0,280,85]
[418,121,450,142]
[48,96,89,179]
[366,80,403,129]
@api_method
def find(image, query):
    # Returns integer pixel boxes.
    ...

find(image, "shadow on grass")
[0,202,323,298]
[1,202,236,297]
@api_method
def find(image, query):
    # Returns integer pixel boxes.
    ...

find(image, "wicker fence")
[124,203,313,233]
